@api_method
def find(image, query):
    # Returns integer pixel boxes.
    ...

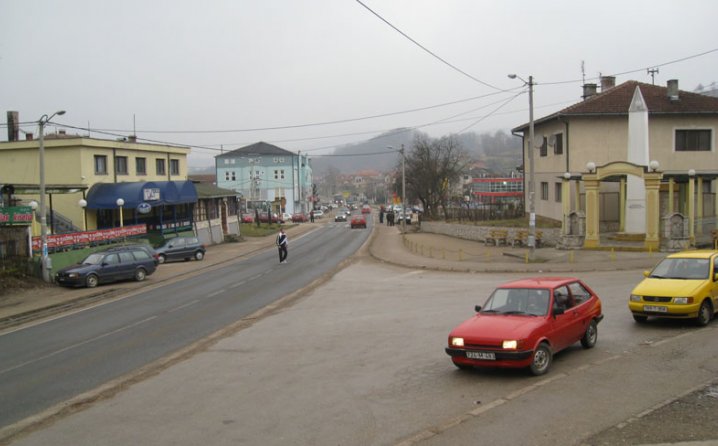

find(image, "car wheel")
[134,268,147,282]
[194,251,204,261]
[632,314,648,323]
[86,274,99,288]
[580,320,598,349]
[696,300,713,327]
[529,343,552,376]
[158,254,167,264]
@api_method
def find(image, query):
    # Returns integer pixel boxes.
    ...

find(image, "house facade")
[512,78,718,249]
[0,133,194,236]
[215,142,312,215]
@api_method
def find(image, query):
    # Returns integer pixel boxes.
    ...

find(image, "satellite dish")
[533,136,544,149]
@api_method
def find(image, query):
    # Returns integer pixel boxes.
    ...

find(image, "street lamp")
[39,109,66,282]
[78,199,88,231]
[116,198,125,228]
[508,74,536,260]
[387,145,406,233]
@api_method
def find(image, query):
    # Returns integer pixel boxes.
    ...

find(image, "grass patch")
[446,215,561,229]
[240,223,295,237]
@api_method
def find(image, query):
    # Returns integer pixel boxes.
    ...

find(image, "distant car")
[258,212,280,223]
[628,250,718,326]
[395,212,412,225]
[361,205,371,214]
[350,214,367,229]
[312,209,324,218]
[445,277,603,376]
[56,246,157,288]
[281,212,292,222]
[241,214,254,223]
[155,236,206,264]
[335,213,347,222]
[291,213,308,223]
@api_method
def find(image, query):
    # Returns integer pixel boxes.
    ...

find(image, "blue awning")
[85,181,198,209]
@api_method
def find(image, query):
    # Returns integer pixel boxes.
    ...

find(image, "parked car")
[335,213,347,222]
[56,246,157,288]
[154,236,206,264]
[258,212,280,223]
[241,214,254,223]
[313,209,325,218]
[291,212,308,223]
[106,243,160,266]
[395,212,412,225]
[281,212,292,223]
[445,277,603,375]
[350,214,367,229]
[628,250,718,326]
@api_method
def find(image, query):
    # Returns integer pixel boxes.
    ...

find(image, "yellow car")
[629,250,718,326]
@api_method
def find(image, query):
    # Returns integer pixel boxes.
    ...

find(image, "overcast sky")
[2,0,717,167]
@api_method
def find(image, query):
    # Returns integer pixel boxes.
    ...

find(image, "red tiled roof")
[513,80,718,131]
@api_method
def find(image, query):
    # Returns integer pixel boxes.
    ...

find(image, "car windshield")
[82,253,105,265]
[649,258,710,280]
[482,288,550,316]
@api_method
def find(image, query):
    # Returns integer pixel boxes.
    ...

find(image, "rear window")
[132,250,151,261]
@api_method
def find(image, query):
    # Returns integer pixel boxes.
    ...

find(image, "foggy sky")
[2,0,716,167]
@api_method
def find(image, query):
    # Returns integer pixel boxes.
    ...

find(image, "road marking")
[169,300,200,312]
[0,316,158,375]
[229,281,246,289]
[207,290,224,298]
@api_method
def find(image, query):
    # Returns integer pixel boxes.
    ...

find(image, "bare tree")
[401,135,468,220]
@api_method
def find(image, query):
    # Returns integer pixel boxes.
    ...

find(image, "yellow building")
[0,132,191,234]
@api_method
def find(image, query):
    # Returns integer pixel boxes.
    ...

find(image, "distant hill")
[311,128,521,175]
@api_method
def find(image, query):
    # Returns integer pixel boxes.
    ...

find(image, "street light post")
[38,110,66,282]
[116,198,125,228]
[508,74,536,261]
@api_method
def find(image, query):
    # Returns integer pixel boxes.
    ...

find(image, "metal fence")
[440,202,525,222]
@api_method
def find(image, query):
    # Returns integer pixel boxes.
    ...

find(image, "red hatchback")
[445,277,603,375]
[350,214,367,229]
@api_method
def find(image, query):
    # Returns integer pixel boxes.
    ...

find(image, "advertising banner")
[31,224,147,253]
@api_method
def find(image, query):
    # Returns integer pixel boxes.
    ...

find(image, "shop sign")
[0,206,33,226]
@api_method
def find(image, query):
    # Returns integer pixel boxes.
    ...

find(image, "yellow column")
[644,173,662,251]
[574,181,581,212]
[667,178,674,215]
[561,178,571,236]
[696,177,703,235]
[715,179,718,230]
[688,174,695,246]
[619,177,626,233]
[583,177,600,248]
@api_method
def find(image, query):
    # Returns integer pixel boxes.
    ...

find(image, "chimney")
[667,79,679,101]
[582,83,598,100]
[128,135,137,143]
[7,111,19,141]
[600,76,616,91]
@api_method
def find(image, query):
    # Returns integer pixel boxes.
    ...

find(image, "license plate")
[466,351,496,360]
[644,305,668,313]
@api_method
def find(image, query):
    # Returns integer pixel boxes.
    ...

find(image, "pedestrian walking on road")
[310,210,315,223]
[276,228,288,263]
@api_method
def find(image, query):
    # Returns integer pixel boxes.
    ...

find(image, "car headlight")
[68,273,79,278]
[502,340,518,350]
[630,295,642,302]
[451,337,464,347]
[673,297,693,304]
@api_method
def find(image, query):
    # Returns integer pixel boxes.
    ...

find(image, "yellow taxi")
[629,250,718,326]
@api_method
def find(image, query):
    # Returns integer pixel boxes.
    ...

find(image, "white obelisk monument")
[625,86,649,234]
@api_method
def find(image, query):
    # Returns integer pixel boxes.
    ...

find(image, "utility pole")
[400,144,406,234]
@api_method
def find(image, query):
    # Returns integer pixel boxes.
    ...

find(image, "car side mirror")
[101,262,109,267]
[643,270,650,278]
[475,305,482,313]
[714,272,718,282]
[553,307,565,317]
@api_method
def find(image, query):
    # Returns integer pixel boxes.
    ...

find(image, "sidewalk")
[0,218,665,329]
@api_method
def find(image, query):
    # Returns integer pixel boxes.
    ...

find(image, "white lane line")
[0,315,158,376]
[169,300,200,312]
[207,290,224,298]
[229,281,246,289]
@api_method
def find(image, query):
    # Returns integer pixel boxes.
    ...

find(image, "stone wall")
[419,221,560,247]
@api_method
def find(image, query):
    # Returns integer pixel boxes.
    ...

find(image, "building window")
[538,137,547,157]
[555,182,562,202]
[170,159,180,175]
[115,156,128,175]
[94,155,107,175]
[225,171,230,181]
[675,129,711,151]
[541,182,549,200]
[156,159,166,175]
[554,134,563,155]
[136,157,146,175]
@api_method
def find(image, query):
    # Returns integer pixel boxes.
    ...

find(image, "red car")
[361,205,371,214]
[445,277,603,376]
[350,214,367,229]
[291,213,308,223]
[241,214,254,223]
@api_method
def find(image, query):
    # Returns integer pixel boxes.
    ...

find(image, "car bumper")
[628,301,700,319]
[445,347,533,368]
[56,276,85,287]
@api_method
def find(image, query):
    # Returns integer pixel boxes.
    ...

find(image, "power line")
[355,0,508,92]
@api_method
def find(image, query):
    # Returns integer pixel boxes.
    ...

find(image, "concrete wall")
[420,221,560,247]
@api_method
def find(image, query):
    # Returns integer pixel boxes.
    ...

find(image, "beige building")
[512,78,718,249]
[0,132,190,233]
